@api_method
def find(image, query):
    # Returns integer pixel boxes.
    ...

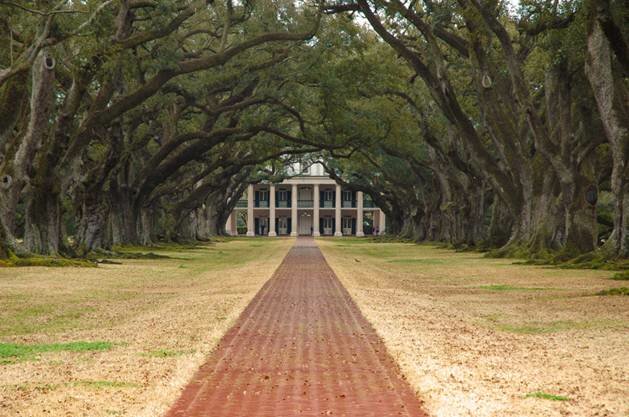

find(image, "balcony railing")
[238,199,376,209]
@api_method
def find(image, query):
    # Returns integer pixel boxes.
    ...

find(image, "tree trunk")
[585,15,629,257]
[174,211,198,242]
[24,190,61,255]
[561,178,598,255]
[0,220,14,259]
[485,196,512,248]
[138,208,153,246]
[499,170,564,257]
[76,195,111,254]
[110,185,138,245]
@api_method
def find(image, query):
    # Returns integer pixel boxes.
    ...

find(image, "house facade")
[225,163,386,237]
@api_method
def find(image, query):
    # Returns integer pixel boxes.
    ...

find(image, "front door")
[257,217,268,236]
[278,217,288,235]
[322,217,333,235]
[342,216,353,236]
[299,213,313,235]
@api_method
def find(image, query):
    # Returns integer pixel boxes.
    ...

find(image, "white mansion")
[225,163,386,237]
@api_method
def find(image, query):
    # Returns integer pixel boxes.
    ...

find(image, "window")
[324,190,334,201]
[343,190,352,201]
[323,218,334,228]
[257,190,269,207]
[342,217,353,229]
[278,190,288,201]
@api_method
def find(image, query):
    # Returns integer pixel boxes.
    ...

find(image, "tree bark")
[585,13,629,257]
[24,190,61,255]
[76,195,111,254]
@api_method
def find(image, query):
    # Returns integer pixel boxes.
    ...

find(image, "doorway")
[322,217,334,236]
[278,217,288,235]
[256,217,268,236]
[299,212,313,235]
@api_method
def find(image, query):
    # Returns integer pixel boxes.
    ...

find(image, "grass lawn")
[318,238,629,417]
[0,237,292,417]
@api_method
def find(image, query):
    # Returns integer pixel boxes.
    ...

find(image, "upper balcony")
[364,198,376,208]
[237,191,378,210]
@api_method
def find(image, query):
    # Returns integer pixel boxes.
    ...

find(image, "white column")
[313,184,320,237]
[379,210,386,235]
[334,184,342,236]
[269,184,277,237]
[225,212,233,236]
[246,184,254,237]
[290,184,298,236]
[356,191,364,237]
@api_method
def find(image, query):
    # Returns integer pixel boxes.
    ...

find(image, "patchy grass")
[72,380,140,389]
[318,238,628,417]
[478,284,548,291]
[597,287,629,296]
[0,341,112,363]
[0,237,293,417]
[0,256,96,268]
[141,349,189,358]
[611,271,629,281]
[496,320,620,334]
[526,391,570,401]
[387,258,446,265]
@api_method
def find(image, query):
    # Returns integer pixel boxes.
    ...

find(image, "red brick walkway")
[165,238,428,417]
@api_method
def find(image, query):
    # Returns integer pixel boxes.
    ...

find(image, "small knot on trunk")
[44,55,55,70]
[482,73,492,89]
[1,175,12,190]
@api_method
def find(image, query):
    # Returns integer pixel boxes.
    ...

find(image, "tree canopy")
[0,0,627,261]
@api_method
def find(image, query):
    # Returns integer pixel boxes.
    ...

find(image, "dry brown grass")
[318,238,629,417]
[0,238,293,417]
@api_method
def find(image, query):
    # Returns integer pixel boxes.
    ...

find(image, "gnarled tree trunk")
[585,13,629,257]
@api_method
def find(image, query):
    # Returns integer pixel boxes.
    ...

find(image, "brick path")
[165,238,428,417]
